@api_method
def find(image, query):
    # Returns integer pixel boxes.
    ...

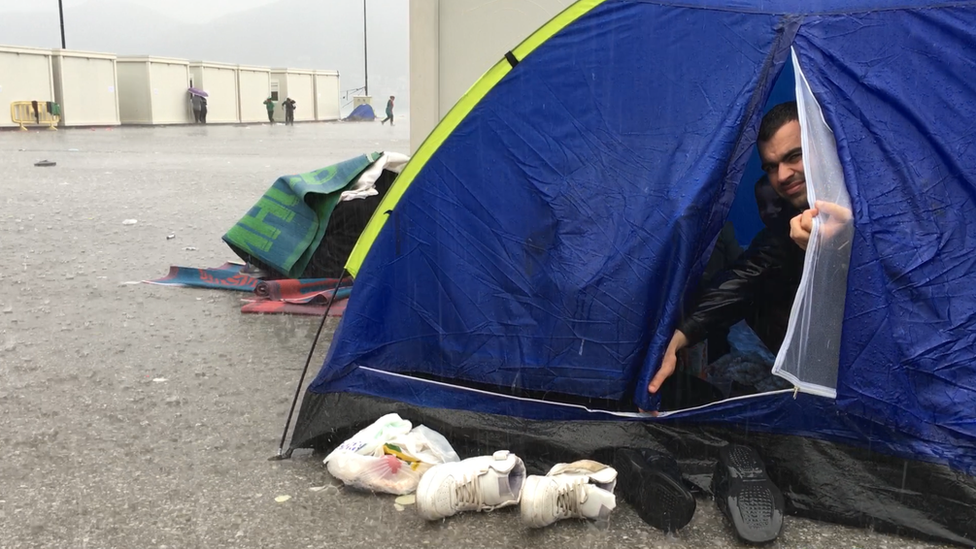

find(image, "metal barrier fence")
[10,101,60,130]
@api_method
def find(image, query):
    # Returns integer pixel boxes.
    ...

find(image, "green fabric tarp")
[223,152,380,278]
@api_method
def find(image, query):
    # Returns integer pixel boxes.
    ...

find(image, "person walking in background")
[381,95,395,125]
[199,96,208,124]
[190,93,203,123]
[283,97,297,125]
[263,97,276,123]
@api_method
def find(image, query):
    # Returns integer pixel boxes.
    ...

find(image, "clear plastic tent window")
[772,50,855,398]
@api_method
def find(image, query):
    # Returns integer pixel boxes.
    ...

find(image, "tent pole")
[58,0,66,49]
[271,274,349,460]
[363,0,369,97]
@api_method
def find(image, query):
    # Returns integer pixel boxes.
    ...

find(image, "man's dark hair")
[758,101,798,143]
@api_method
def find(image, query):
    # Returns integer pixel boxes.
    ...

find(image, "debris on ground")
[395,494,416,506]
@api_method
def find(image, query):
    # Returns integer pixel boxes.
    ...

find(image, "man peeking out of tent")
[649,101,828,395]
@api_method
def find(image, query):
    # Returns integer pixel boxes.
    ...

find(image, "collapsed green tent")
[224,153,404,279]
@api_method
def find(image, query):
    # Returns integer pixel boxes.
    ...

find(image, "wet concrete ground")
[0,123,956,548]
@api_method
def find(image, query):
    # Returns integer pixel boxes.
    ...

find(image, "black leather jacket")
[679,220,805,354]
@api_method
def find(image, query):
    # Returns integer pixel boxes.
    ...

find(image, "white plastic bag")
[324,415,459,495]
[327,453,423,495]
[324,413,412,459]
[387,424,459,465]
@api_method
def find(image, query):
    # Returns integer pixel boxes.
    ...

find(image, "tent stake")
[271,274,348,461]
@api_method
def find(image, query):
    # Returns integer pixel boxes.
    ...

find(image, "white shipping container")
[52,49,120,127]
[409,0,575,151]
[271,68,316,122]
[189,61,240,124]
[0,45,55,128]
[314,70,340,122]
[117,56,193,125]
[238,65,272,123]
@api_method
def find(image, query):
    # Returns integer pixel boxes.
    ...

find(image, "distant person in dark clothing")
[381,95,395,125]
[283,98,297,125]
[199,96,208,124]
[190,94,203,123]
[263,97,276,123]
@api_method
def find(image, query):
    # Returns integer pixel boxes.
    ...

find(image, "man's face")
[758,120,807,209]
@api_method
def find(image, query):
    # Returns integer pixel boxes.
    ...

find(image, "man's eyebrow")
[760,147,802,172]
[778,147,803,163]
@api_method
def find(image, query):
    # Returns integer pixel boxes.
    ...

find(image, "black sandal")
[712,444,784,544]
[612,447,697,532]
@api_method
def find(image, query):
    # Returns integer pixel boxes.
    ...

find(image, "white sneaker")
[520,459,617,528]
[416,450,526,520]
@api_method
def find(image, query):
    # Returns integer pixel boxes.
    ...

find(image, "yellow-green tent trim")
[344,0,608,277]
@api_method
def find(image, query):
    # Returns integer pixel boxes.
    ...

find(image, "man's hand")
[648,330,688,394]
[790,201,854,250]
[790,207,819,250]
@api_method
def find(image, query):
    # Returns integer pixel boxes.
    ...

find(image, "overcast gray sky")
[0,0,283,23]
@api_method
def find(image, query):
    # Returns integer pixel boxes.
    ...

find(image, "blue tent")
[344,103,376,122]
[290,0,976,543]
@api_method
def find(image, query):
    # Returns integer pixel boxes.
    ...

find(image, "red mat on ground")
[240,299,348,317]
[253,277,353,302]
[146,263,350,317]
